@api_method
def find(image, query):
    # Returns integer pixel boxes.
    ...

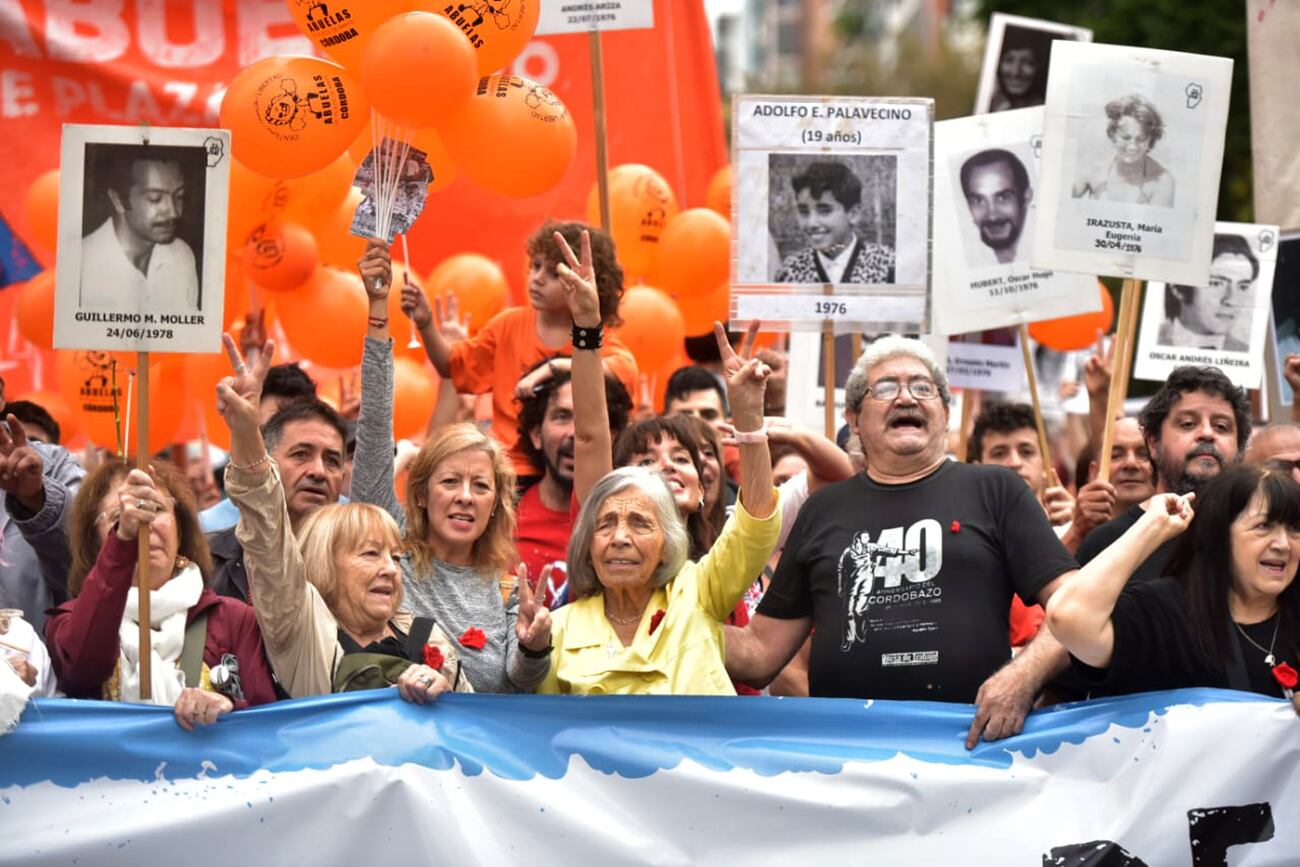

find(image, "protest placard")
[1133,223,1279,389]
[974,13,1092,114]
[1032,42,1232,286]
[53,124,230,354]
[945,340,1024,393]
[730,95,932,334]
[535,1,654,35]
[1266,233,1300,416]
[933,107,1099,335]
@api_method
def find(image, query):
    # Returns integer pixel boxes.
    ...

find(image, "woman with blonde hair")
[351,241,552,694]
[218,337,468,703]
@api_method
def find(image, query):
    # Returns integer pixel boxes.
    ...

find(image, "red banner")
[0,0,726,409]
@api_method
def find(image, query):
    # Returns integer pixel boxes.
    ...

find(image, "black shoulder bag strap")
[179,611,209,689]
[403,617,436,661]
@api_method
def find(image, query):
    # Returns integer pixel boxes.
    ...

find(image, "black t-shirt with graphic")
[759,461,1077,702]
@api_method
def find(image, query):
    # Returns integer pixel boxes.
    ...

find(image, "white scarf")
[118,564,204,706]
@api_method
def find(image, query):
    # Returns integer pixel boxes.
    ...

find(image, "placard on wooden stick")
[974,13,1092,115]
[534,1,654,35]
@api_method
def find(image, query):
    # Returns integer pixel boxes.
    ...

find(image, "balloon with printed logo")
[313,187,369,270]
[360,12,478,130]
[227,159,287,247]
[613,287,685,373]
[392,357,438,440]
[674,282,731,337]
[587,164,678,280]
[1028,282,1116,351]
[440,75,577,199]
[276,267,368,369]
[13,389,78,445]
[425,254,509,337]
[420,0,541,77]
[56,350,185,453]
[651,209,731,301]
[243,220,319,293]
[23,170,59,257]
[220,56,369,179]
[348,124,458,194]
[16,270,55,349]
[284,0,412,71]
[705,165,732,217]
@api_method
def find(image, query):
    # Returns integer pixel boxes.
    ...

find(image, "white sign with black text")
[534,1,654,35]
[1032,42,1233,286]
[730,94,933,334]
[1134,222,1280,389]
[945,340,1025,393]
[933,108,1099,335]
[54,124,230,354]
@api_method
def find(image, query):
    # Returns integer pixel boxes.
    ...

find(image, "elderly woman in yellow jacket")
[538,230,779,694]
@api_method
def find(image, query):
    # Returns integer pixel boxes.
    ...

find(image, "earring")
[174,554,191,572]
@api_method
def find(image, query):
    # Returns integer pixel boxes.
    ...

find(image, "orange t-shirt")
[448,306,639,478]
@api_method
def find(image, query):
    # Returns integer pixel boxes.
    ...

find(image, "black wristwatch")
[520,642,553,659]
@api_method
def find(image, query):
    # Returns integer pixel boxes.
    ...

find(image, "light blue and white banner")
[1,690,1297,865]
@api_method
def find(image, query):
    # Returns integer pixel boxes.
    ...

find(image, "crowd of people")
[2,218,1298,740]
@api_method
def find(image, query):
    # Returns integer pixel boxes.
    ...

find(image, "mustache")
[886,408,927,426]
[1185,442,1224,465]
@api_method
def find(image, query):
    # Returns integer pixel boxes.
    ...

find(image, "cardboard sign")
[730,94,933,334]
[535,1,654,35]
[932,107,1099,335]
[1032,42,1233,286]
[1134,222,1280,389]
[53,124,229,354]
[974,13,1092,114]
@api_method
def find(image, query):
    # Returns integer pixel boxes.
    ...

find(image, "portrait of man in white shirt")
[960,148,1033,268]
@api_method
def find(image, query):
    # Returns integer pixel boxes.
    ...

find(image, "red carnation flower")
[950,520,961,534]
[423,645,445,671]
[1273,661,1298,690]
[649,609,666,635]
[459,627,487,650]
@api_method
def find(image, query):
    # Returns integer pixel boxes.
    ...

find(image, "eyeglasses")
[865,377,941,402]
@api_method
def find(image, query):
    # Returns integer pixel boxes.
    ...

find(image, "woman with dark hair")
[45,459,278,729]
[989,25,1054,111]
[1046,465,1300,712]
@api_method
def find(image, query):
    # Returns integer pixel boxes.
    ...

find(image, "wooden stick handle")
[1019,325,1059,488]
[135,351,152,701]
[823,326,836,440]
[589,31,611,233]
[1097,280,1142,483]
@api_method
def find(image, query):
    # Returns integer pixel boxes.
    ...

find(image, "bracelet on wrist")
[572,322,604,351]
[731,420,769,444]
[367,316,388,328]
[229,453,271,472]
[520,641,553,659]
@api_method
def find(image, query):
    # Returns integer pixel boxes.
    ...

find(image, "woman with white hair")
[538,230,780,695]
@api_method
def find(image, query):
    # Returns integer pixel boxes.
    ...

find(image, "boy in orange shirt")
[407,221,638,482]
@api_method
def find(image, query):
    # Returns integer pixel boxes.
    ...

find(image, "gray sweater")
[351,336,547,693]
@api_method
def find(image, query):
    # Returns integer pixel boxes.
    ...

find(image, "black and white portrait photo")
[1033,42,1233,286]
[767,154,897,285]
[1134,222,1279,389]
[974,14,1092,115]
[54,124,231,354]
[957,147,1033,267]
[78,143,206,311]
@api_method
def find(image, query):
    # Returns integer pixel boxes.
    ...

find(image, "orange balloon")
[421,0,541,77]
[12,389,79,444]
[392,357,438,440]
[347,124,458,194]
[222,252,251,329]
[674,282,731,336]
[425,254,509,336]
[243,220,319,293]
[360,12,477,129]
[285,0,411,71]
[613,287,685,373]
[227,159,289,247]
[56,350,185,453]
[183,351,235,450]
[587,164,678,280]
[651,208,731,300]
[441,75,577,199]
[1028,282,1116,351]
[24,170,59,255]
[279,151,358,226]
[16,271,55,349]
[276,267,368,369]
[705,165,731,217]
[220,55,369,179]
[313,188,369,270]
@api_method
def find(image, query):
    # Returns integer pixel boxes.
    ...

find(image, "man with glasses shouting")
[725,336,1079,748]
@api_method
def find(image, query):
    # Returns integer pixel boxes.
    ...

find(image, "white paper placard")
[730,94,933,334]
[1032,42,1233,286]
[1133,222,1280,389]
[932,108,1100,335]
[534,0,654,35]
[53,124,230,354]
[974,13,1093,114]
[945,340,1025,392]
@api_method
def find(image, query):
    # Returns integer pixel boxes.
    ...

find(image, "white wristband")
[731,420,769,444]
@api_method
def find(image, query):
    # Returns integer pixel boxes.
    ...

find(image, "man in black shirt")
[726,336,1078,748]
[1075,366,1251,581]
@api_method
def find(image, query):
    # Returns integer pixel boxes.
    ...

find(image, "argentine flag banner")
[1,689,1297,865]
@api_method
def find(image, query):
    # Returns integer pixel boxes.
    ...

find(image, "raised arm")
[351,241,405,525]
[716,322,775,520]
[554,229,612,506]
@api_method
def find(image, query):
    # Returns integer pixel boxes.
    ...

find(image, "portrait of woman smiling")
[1072,93,1176,208]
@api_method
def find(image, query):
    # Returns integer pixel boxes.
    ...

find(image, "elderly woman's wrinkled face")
[1110,115,1152,164]
[625,435,703,515]
[1228,491,1300,604]
[332,536,402,633]
[424,448,497,551]
[590,488,666,592]
[97,478,180,590]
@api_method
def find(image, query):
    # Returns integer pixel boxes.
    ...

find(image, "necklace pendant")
[1265,653,1276,667]
[606,641,620,659]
